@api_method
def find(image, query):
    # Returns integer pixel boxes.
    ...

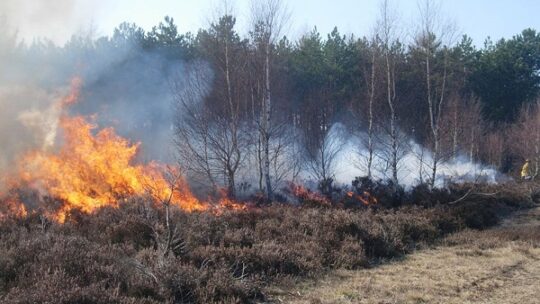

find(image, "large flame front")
[2,78,214,222]
[19,115,208,221]
[0,78,250,222]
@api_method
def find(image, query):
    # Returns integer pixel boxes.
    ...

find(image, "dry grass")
[269,207,540,304]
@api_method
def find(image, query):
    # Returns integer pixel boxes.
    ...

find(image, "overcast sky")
[2,0,540,46]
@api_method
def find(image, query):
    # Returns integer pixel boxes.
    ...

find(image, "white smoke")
[0,20,189,193]
[329,123,502,189]
[232,122,502,195]
[0,85,71,173]
[0,0,101,45]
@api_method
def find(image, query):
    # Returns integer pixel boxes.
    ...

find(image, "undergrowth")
[0,182,536,303]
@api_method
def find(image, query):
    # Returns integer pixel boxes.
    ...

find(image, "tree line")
[1,0,540,199]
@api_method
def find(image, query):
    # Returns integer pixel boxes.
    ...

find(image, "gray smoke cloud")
[0,3,505,196]
[0,0,101,45]
[0,18,187,191]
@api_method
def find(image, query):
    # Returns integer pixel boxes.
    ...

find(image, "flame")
[0,195,28,219]
[290,183,331,207]
[346,191,378,206]
[60,77,83,107]
[213,188,249,214]
[1,77,243,222]
[17,114,210,222]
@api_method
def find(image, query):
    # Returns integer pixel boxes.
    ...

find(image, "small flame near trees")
[346,191,379,206]
[289,183,332,207]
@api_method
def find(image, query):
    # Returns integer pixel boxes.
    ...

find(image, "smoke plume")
[0,20,185,191]
[0,0,101,45]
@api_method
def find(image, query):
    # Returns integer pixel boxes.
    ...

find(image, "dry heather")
[271,207,540,304]
[0,182,537,303]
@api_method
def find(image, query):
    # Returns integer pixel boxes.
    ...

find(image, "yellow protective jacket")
[521,162,531,178]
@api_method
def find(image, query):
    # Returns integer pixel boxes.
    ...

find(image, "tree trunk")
[367,47,376,179]
[224,31,240,198]
[263,42,273,201]
[418,146,425,184]
[258,134,264,191]
[535,131,539,179]
[227,168,236,198]
[386,50,398,185]
[452,103,459,160]
[469,127,476,162]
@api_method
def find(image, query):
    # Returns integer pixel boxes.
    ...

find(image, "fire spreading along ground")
[290,183,378,207]
[0,78,246,222]
[346,191,378,206]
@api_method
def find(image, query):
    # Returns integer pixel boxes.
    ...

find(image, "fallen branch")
[447,187,475,205]
[448,189,499,205]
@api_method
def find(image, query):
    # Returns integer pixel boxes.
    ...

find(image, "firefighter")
[521,159,532,181]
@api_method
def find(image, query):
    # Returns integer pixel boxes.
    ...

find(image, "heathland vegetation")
[1,1,540,303]
[0,182,538,303]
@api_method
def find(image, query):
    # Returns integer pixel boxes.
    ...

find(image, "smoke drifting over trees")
[1,0,540,198]
[0,0,101,45]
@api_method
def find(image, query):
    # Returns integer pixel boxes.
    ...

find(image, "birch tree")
[512,101,540,178]
[175,14,249,198]
[415,0,457,188]
[355,37,380,179]
[249,0,290,201]
[377,0,402,185]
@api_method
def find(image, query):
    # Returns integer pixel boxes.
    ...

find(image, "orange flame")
[0,195,28,220]
[17,114,210,222]
[0,77,249,222]
[213,188,249,214]
[60,77,83,107]
[347,191,378,206]
[290,183,331,207]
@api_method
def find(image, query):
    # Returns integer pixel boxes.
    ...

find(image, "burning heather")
[0,78,250,222]
[17,115,207,221]
[1,2,540,304]
[346,191,378,206]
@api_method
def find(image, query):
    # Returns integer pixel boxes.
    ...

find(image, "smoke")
[0,5,506,195]
[0,0,101,45]
[0,19,188,192]
[333,125,503,188]
[70,48,185,163]
[0,86,62,174]
[229,121,502,195]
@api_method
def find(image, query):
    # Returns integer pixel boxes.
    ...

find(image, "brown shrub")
[0,182,534,303]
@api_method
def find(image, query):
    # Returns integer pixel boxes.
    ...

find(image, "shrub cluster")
[0,182,535,303]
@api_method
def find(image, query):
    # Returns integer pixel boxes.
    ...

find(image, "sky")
[2,0,540,47]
